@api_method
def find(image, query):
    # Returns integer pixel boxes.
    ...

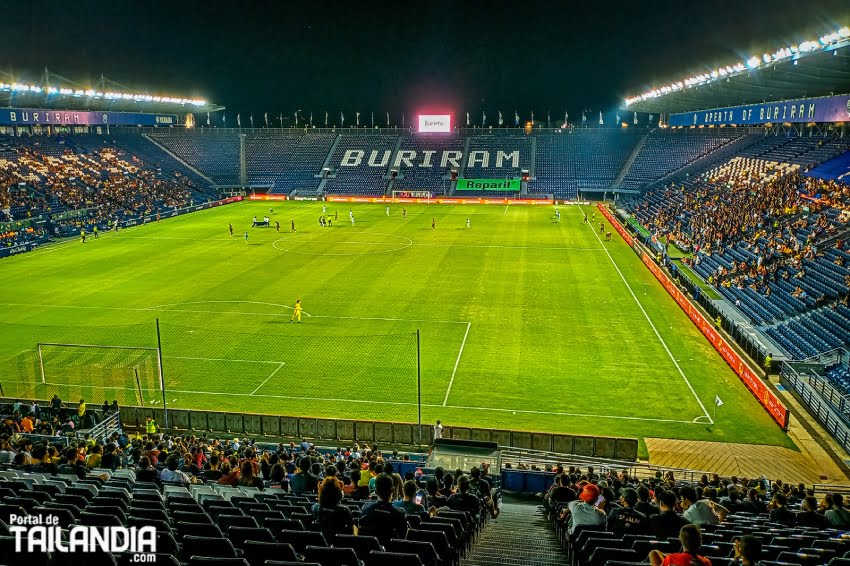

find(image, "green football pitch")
[0,201,793,449]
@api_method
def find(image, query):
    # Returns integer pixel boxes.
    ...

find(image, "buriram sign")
[338,149,521,169]
[0,108,177,126]
[596,204,790,430]
[669,94,850,127]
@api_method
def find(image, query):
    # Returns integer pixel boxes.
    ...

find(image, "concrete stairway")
[461,501,566,566]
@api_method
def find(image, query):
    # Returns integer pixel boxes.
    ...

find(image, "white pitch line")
[504,205,508,215]
[166,355,285,365]
[8,380,702,424]
[443,322,471,406]
[251,362,286,395]
[578,206,713,424]
[412,243,604,251]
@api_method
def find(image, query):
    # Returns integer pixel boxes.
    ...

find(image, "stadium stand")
[393,133,465,194]
[146,131,241,185]
[0,399,846,566]
[323,134,398,196]
[270,133,337,194]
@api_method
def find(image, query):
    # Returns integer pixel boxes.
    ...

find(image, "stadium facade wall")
[597,204,791,430]
[669,93,850,127]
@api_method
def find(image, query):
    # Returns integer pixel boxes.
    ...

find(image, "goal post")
[35,342,162,407]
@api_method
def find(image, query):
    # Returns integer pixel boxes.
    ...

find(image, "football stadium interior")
[5,15,850,566]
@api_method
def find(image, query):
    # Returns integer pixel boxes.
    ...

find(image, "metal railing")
[78,410,121,444]
[500,446,713,483]
[781,363,850,455]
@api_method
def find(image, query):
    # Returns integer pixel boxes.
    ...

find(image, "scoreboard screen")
[417,114,452,133]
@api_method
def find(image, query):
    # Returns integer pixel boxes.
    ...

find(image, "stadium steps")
[142,134,217,186]
[610,131,648,189]
[460,502,565,566]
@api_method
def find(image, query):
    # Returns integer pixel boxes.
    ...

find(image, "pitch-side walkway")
[645,437,846,484]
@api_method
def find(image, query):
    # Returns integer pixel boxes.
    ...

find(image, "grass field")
[0,200,793,450]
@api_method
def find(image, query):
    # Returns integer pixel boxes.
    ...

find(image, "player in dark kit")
[291,220,296,232]
[275,221,280,232]
[229,223,234,236]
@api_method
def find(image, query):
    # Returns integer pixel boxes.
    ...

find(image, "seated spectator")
[739,488,766,515]
[101,444,120,471]
[426,478,448,509]
[57,447,87,479]
[731,535,763,566]
[342,468,364,498]
[447,476,482,519]
[268,462,289,491]
[160,454,192,484]
[237,460,264,490]
[636,485,659,517]
[358,473,408,544]
[795,495,827,529]
[561,483,606,535]
[681,485,727,526]
[394,479,432,518]
[767,492,795,526]
[651,490,690,541]
[200,454,223,481]
[216,461,240,486]
[649,524,711,566]
[27,444,57,474]
[470,466,499,518]
[0,439,16,464]
[85,444,102,469]
[312,477,355,539]
[825,493,850,529]
[608,487,649,536]
[290,456,319,494]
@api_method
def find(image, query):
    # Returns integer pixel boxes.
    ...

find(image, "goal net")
[36,343,162,407]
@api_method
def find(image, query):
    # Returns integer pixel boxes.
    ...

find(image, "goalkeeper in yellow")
[290,299,303,323]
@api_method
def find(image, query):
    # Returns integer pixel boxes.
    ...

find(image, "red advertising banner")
[597,204,789,429]
[642,253,790,429]
[596,203,633,246]
[326,196,552,205]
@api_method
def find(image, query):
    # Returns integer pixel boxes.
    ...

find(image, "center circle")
[272,232,413,256]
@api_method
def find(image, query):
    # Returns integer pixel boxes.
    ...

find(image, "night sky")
[2,0,849,123]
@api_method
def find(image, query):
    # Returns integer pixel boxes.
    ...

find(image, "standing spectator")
[358,474,408,544]
[649,524,711,566]
[433,420,443,440]
[77,399,87,427]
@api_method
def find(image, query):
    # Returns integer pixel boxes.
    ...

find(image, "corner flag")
[715,395,723,407]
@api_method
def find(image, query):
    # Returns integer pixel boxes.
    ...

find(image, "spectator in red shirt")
[649,524,711,566]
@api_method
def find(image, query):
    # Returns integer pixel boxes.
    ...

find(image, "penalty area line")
[442,322,471,406]
[251,362,286,395]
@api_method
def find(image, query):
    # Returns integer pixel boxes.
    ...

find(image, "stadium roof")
[0,69,222,114]
[623,27,850,115]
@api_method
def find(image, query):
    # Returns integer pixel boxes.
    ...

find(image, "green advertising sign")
[456,178,521,191]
